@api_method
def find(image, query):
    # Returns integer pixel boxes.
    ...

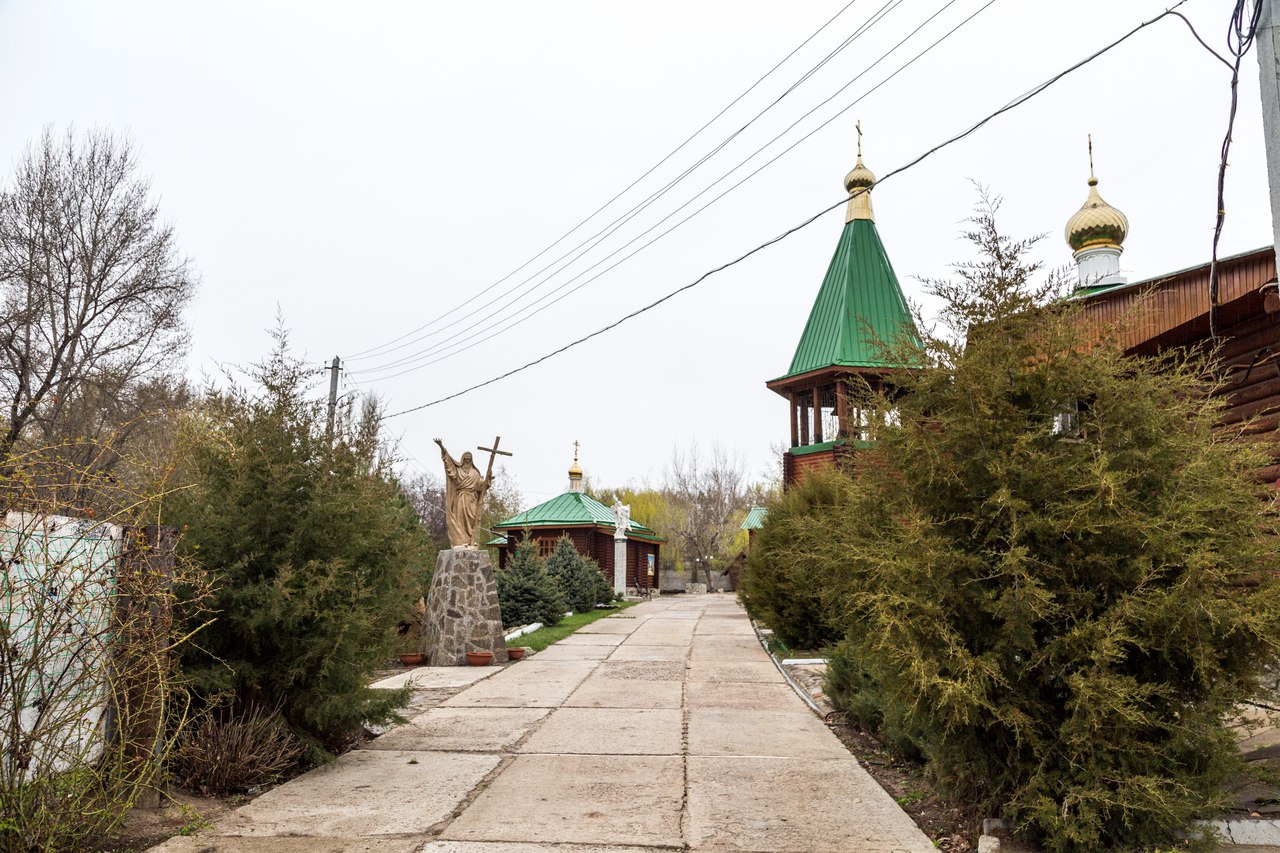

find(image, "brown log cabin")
[1073,246,1280,485]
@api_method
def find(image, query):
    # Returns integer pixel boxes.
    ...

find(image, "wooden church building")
[767,133,921,485]
[1057,155,1280,486]
[765,128,1280,489]
[489,448,665,590]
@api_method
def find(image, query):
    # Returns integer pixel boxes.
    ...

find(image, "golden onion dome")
[844,122,876,223]
[844,155,876,193]
[568,443,582,478]
[1065,143,1128,252]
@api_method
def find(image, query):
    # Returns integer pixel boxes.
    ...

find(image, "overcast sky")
[0,0,1272,506]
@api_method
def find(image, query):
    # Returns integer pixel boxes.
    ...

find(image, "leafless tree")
[402,471,447,544]
[0,127,195,469]
[663,441,751,586]
[402,465,521,549]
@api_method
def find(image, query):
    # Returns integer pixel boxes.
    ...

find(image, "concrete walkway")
[154,596,934,853]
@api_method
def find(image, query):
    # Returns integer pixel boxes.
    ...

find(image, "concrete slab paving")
[553,632,627,646]
[519,707,683,754]
[629,623,697,638]
[607,643,687,661]
[615,633,693,647]
[689,636,772,662]
[442,754,684,847]
[151,839,421,852]
[528,644,613,660]
[421,844,667,853]
[577,619,641,634]
[364,706,550,752]
[566,674,684,709]
[593,659,685,680]
[160,596,936,853]
[688,708,850,760]
[693,618,757,636]
[687,659,785,683]
[214,750,499,837]
[686,755,935,852]
[685,679,810,711]
[441,663,597,708]
[369,666,499,691]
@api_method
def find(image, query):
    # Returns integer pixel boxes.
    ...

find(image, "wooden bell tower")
[767,128,920,486]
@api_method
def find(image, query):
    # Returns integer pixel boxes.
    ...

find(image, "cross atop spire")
[1088,133,1096,183]
[568,440,584,491]
[856,120,863,158]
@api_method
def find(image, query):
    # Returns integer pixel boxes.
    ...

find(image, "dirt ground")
[105,662,429,851]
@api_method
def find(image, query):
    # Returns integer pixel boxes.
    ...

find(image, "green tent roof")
[741,506,768,530]
[776,217,920,381]
[493,491,664,542]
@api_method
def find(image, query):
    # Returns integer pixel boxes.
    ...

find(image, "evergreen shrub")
[786,203,1280,851]
[173,333,431,759]
[590,561,615,607]
[545,534,613,613]
[497,538,564,628]
[738,466,848,650]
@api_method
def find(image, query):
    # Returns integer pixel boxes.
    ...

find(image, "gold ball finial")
[844,120,876,223]
[1065,135,1128,252]
[568,440,582,477]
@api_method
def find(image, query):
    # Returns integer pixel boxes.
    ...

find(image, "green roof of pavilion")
[774,217,920,382]
[741,506,768,530]
[492,491,664,543]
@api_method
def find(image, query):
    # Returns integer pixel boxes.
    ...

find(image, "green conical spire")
[778,217,919,380]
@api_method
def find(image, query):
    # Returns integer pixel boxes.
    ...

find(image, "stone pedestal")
[420,548,508,666]
[613,536,627,595]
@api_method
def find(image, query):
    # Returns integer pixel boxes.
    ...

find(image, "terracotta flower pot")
[398,653,424,666]
[466,651,494,666]
[507,647,526,660]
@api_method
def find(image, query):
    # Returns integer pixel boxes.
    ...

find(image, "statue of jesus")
[434,438,492,548]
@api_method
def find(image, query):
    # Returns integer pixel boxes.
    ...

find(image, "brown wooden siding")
[783,444,857,486]
[1076,247,1280,487]
[1077,248,1276,356]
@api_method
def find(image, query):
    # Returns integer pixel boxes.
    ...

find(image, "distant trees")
[0,127,195,473]
[663,442,754,585]
[596,443,765,586]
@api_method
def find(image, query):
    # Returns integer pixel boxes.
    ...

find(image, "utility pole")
[1260,0,1280,282]
[326,356,341,438]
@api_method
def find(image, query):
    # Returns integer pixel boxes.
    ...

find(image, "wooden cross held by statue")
[478,436,512,481]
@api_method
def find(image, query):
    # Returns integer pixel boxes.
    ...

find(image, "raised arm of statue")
[435,438,458,476]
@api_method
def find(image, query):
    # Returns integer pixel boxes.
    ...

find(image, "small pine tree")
[172,329,431,760]
[545,535,608,614]
[588,557,615,607]
[497,538,564,628]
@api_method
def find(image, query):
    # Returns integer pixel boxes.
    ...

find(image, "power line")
[1208,0,1265,338]
[350,0,910,372]
[346,0,872,363]
[379,0,1197,421]
[355,0,977,379]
